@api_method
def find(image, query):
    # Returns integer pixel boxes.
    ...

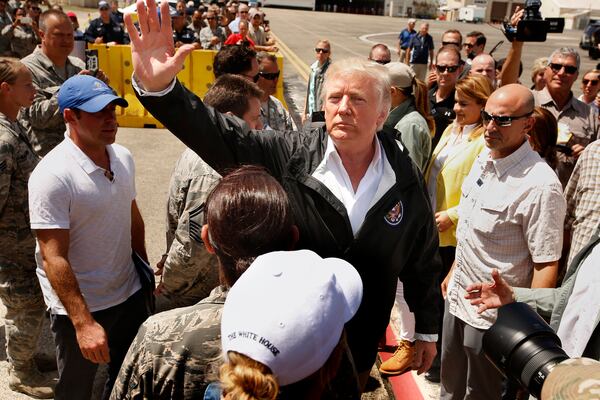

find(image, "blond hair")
[455,75,494,138]
[0,57,25,86]
[530,57,547,84]
[220,351,279,400]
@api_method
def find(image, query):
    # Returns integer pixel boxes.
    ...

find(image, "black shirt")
[173,27,197,44]
[429,87,456,149]
[84,16,128,44]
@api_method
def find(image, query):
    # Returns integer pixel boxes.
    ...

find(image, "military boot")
[8,364,55,399]
[378,339,415,375]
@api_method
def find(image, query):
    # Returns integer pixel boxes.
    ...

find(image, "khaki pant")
[410,63,429,82]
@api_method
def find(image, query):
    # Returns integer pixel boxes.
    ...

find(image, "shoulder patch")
[384,201,403,226]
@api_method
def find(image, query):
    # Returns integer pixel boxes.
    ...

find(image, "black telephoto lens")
[482,302,569,399]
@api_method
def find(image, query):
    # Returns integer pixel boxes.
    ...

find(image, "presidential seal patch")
[384,201,403,226]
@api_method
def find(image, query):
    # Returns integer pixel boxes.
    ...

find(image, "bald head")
[484,84,535,159]
[489,84,534,115]
[470,54,496,83]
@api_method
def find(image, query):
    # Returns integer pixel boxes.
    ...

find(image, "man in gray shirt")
[198,10,225,50]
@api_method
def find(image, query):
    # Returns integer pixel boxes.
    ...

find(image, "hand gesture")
[464,269,515,314]
[75,320,110,364]
[412,340,437,374]
[434,211,453,233]
[124,0,195,92]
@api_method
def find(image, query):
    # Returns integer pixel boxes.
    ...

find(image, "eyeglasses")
[435,64,460,73]
[582,78,599,86]
[481,110,532,127]
[442,41,460,47]
[370,58,390,65]
[240,10,248,13]
[258,71,280,80]
[315,48,330,53]
[463,43,474,48]
[206,16,215,20]
[549,63,577,75]
[251,73,260,83]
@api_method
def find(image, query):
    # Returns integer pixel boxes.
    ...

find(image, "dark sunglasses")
[435,64,459,73]
[582,78,599,86]
[481,110,532,127]
[206,16,215,20]
[258,71,280,80]
[370,58,390,65]
[549,63,577,75]
[442,41,460,47]
[315,48,330,53]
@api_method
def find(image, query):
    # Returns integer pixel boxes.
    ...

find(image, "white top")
[447,141,566,329]
[28,133,141,314]
[557,242,600,357]
[312,136,390,236]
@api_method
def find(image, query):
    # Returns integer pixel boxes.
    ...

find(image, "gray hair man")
[125,0,442,391]
[533,47,599,186]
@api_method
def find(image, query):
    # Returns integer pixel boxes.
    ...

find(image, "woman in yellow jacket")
[422,74,493,381]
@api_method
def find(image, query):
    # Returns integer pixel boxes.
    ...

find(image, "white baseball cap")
[221,250,363,386]
[386,62,416,89]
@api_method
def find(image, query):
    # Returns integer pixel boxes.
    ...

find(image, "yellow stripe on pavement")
[271,32,311,82]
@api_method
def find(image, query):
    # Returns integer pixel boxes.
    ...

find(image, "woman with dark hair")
[529,107,558,171]
[110,165,298,399]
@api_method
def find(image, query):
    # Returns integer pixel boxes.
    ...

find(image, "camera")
[502,0,565,42]
[482,302,569,399]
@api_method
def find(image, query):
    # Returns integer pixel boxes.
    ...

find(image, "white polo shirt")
[29,133,141,315]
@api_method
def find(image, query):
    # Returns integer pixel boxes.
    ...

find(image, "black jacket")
[84,16,128,44]
[137,81,442,372]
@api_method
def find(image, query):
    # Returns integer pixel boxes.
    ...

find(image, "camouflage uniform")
[0,11,12,55]
[261,95,297,131]
[155,149,221,312]
[1,23,40,59]
[541,357,600,399]
[0,114,45,372]
[20,47,84,156]
[110,285,227,399]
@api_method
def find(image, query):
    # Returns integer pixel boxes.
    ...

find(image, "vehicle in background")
[262,0,315,10]
[459,6,485,23]
[580,19,600,50]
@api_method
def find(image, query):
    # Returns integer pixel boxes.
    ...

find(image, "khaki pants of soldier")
[0,265,46,371]
[398,48,408,63]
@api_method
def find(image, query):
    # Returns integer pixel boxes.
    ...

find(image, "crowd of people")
[1,0,600,399]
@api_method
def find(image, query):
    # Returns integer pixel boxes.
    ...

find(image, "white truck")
[459,6,485,23]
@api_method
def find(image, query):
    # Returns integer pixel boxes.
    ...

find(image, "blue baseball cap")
[57,75,128,114]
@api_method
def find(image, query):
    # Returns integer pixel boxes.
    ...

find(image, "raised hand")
[464,269,515,314]
[124,0,196,92]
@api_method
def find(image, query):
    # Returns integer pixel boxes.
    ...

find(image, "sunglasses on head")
[315,48,329,53]
[481,110,532,127]
[258,71,280,80]
[435,64,459,73]
[549,63,577,75]
[582,78,599,86]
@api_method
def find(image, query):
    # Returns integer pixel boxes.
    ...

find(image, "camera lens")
[482,302,569,399]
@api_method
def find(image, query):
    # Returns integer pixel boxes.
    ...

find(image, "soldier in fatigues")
[154,74,264,312]
[111,165,297,399]
[155,148,221,311]
[20,10,106,157]
[541,358,600,399]
[0,58,54,398]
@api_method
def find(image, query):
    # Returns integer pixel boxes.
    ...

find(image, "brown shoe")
[8,365,55,399]
[379,340,415,376]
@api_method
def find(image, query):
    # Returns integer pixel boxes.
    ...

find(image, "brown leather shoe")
[379,339,415,376]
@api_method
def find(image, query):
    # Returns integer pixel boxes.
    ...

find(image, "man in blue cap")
[27,75,150,400]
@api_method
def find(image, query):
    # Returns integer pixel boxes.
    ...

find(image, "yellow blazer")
[425,123,486,247]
